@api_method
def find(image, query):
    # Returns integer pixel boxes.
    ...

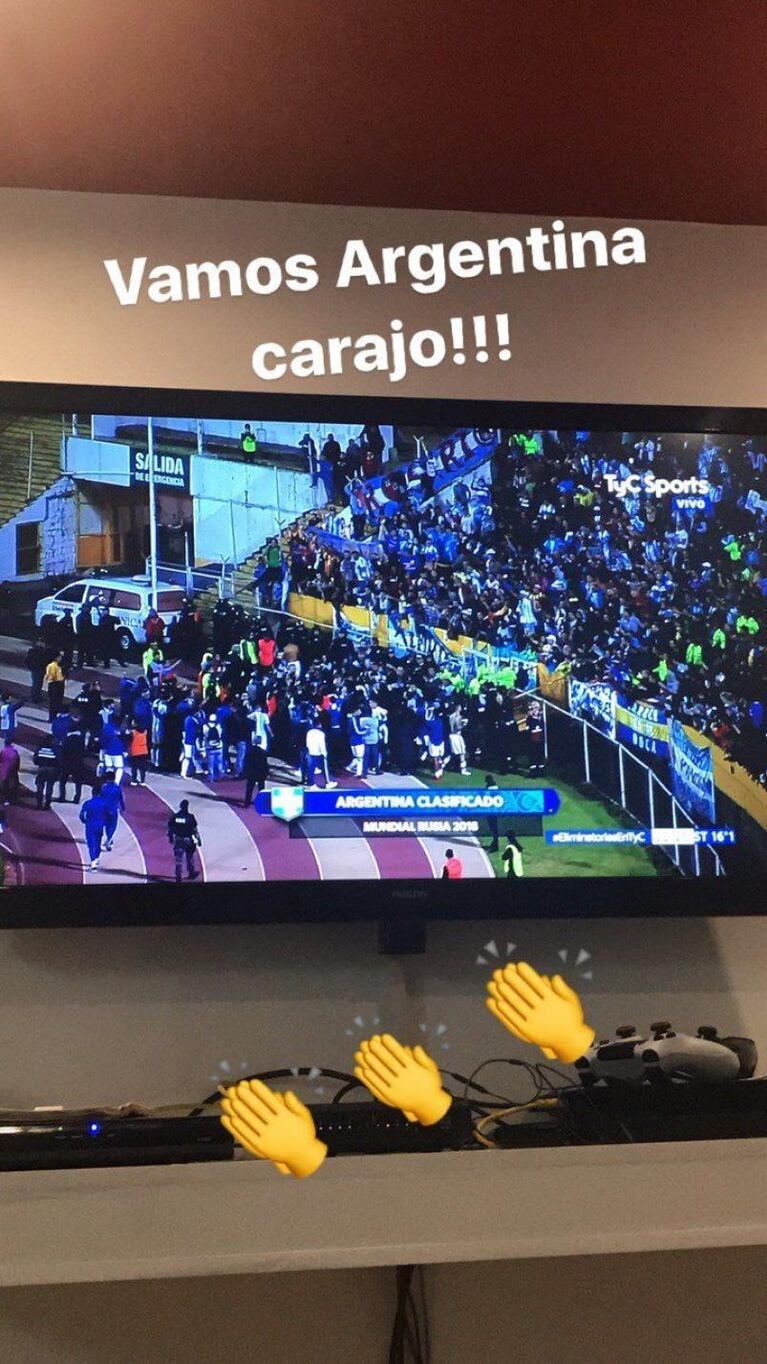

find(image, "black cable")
[389,1265,413,1364]
[417,1265,431,1363]
[405,1277,424,1363]
[534,1063,635,1145]
[531,1064,595,1144]
[193,1066,358,1114]
[441,1066,535,1108]
[331,1078,365,1103]
[388,1264,430,1364]
[196,1056,631,1151]
[210,1061,541,1115]
[333,1067,531,1113]
[461,1056,544,1114]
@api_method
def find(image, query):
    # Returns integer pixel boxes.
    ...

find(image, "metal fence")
[541,698,724,877]
[147,559,236,599]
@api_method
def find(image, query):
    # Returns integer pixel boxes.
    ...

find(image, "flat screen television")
[0,382,765,926]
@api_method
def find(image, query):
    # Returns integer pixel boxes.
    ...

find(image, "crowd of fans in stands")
[8,425,767,812]
[275,428,767,785]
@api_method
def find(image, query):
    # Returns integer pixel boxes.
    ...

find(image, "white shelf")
[1,1139,767,1287]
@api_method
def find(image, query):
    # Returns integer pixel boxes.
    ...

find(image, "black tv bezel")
[0,379,764,928]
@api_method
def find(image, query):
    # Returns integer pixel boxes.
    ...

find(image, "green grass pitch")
[422,765,668,877]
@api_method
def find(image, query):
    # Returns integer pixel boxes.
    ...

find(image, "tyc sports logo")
[600,477,709,504]
[603,472,710,505]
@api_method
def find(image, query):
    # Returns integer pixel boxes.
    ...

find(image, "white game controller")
[575,1023,756,1086]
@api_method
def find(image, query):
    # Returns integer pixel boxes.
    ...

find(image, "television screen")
[0,403,764,917]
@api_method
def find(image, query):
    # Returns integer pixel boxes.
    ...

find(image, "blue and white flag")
[669,719,716,823]
[570,678,616,737]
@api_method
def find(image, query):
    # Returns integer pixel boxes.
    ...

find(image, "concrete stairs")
[194,504,335,620]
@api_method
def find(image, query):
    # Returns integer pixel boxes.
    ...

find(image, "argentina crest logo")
[271,786,305,823]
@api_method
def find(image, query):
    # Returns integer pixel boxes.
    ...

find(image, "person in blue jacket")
[79,784,108,873]
[51,706,73,745]
[181,708,203,779]
[99,709,126,785]
[132,682,152,733]
[118,671,137,717]
[99,771,125,852]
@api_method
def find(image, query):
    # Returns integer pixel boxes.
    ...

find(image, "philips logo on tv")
[603,472,710,500]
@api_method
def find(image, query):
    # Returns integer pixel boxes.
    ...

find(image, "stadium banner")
[387,612,459,664]
[373,613,389,649]
[337,604,374,642]
[433,442,497,513]
[433,628,464,658]
[537,664,569,707]
[433,629,492,661]
[312,524,384,560]
[700,728,767,835]
[669,720,716,824]
[286,591,335,630]
[570,678,617,737]
[615,695,669,757]
[362,427,499,522]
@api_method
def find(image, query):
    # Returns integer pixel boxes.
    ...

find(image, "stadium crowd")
[11,609,541,815]
[4,424,766,864]
[275,428,767,786]
[0,607,536,876]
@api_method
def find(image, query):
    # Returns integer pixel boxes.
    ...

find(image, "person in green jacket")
[685,642,704,667]
[240,424,257,457]
[143,642,163,679]
[653,655,671,684]
[502,835,525,878]
[723,536,742,562]
[239,636,258,667]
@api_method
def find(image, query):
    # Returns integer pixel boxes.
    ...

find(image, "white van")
[34,575,188,660]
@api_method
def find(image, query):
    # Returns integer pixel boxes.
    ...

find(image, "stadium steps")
[193,504,336,621]
[0,415,64,524]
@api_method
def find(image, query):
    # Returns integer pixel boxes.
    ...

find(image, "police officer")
[58,717,86,803]
[168,799,202,882]
[26,638,47,702]
[242,739,269,808]
[97,607,117,669]
[76,601,96,668]
[33,737,60,810]
[484,773,500,853]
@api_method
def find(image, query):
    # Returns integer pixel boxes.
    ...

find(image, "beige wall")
[1,912,763,1111]
[1,189,766,406]
[1,1249,766,1363]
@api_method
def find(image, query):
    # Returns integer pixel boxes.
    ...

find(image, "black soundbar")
[0,1100,474,1171]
